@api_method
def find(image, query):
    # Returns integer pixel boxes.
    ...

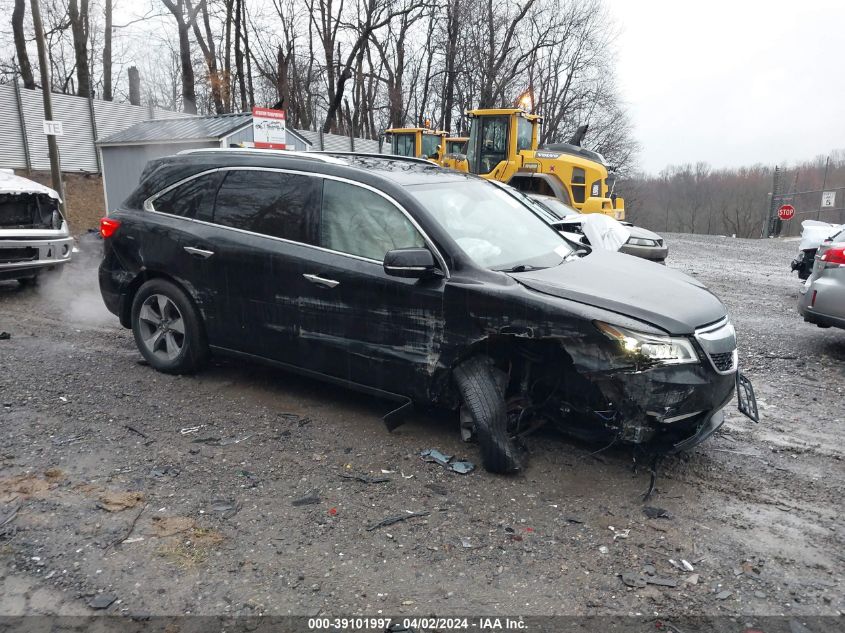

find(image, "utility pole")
[29,0,65,210]
[816,156,830,220]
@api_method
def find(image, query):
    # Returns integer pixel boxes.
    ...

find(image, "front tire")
[453,355,521,474]
[131,278,209,374]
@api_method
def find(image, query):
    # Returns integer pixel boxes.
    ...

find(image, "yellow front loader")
[384,128,447,164]
[457,108,624,219]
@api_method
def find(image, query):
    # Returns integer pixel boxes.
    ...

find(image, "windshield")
[529,195,580,219]
[408,181,572,270]
[392,134,415,157]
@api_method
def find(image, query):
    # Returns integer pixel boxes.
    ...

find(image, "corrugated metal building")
[98,113,313,210]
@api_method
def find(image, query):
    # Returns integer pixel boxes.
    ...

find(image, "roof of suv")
[176,148,469,186]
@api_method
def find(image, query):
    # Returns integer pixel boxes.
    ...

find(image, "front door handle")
[303,273,339,289]
[184,246,215,259]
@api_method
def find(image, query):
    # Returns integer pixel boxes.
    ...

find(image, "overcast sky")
[606,0,844,174]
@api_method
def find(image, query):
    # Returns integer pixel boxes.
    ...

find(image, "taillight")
[819,243,845,267]
[100,217,121,239]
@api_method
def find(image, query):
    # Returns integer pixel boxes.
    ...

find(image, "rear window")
[213,169,318,243]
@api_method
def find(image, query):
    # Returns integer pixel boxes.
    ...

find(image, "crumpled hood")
[627,225,663,242]
[509,250,727,334]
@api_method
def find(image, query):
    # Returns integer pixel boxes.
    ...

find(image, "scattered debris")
[104,503,148,550]
[292,490,321,507]
[87,593,117,610]
[681,559,695,571]
[209,499,240,518]
[340,472,390,484]
[150,465,180,478]
[460,536,473,548]
[610,526,630,540]
[179,425,204,435]
[598,545,609,554]
[124,425,148,439]
[367,511,429,531]
[420,449,475,475]
[685,574,700,585]
[51,434,85,446]
[643,506,672,519]
[425,483,448,496]
[328,508,338,516]
[642,564,656,576]
[715,590,733,600]
[421,448,452,466]
[449,461,474,474]
[620,572,647,588]
[648,577,679,588]
[97,491,145,512]
[218,434,252,446]
[565,516,585,524]
[0,332,10,340]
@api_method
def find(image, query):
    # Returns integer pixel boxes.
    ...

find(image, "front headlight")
[626,237,658,247]
[595,321,698,366]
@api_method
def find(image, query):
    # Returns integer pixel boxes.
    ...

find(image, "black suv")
[99,150,757,473]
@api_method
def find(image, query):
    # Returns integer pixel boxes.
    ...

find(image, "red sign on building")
[252,107,287,150]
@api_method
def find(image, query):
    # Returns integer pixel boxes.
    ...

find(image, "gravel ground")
[0,233,842,623]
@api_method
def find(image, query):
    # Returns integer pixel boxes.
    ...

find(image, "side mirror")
[384,248,438,279]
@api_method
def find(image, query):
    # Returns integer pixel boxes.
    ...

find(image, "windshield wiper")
[495,264,546,273]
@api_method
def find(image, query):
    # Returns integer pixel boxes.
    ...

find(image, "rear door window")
[212,169,318,243]
[151,172,222,220]
[319,179,424,261]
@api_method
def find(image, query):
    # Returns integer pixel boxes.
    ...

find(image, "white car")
[0,170,72,286]
[527,193,669,263]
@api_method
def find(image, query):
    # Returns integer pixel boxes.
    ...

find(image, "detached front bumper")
[0,235,73,281]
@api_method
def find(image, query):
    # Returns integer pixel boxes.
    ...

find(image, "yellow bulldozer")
[447,108,624,219]
[384,127,447,163]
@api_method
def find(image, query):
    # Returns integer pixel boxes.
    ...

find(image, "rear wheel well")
[121,271,194,328]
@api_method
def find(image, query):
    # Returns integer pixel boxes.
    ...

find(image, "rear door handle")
[184,246,215,259]
[303,273,339,289]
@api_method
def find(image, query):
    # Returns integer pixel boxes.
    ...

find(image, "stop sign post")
[778,204,795,221]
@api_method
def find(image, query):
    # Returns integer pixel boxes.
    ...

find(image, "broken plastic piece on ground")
[291,490,320,506]
[340,472,390,484]
[383,397,413,432]
[643,506,672,519]
[420,449,475,474]
[366,511,429,531]
[180,425,203,435]
[0,332,10,340]
[87,593,117,610]
[421,449,452,466]
[715,590,733,600]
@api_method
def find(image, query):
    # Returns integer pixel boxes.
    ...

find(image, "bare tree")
[161,0,204,113]
[67,0,91,96]
[12,0,36,88]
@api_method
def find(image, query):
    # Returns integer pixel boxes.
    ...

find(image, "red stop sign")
[778,204,795,220]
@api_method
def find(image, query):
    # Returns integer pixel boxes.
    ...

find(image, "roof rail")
[312,151,437,166]
[176,147,347,164]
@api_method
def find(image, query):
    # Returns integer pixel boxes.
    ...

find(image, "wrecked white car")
[0,170,72,286]
[791,219,845,280]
